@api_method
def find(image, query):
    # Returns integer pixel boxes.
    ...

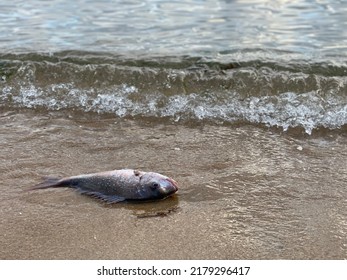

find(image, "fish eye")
[150,182,159,190]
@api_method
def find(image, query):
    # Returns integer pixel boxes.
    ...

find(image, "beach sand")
[1,109,346,259]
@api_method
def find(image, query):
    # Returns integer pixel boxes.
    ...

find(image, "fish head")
[139,172,178,200]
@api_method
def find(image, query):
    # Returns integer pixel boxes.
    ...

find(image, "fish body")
[30,169,178,203]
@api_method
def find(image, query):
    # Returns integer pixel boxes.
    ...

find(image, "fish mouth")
[158,177,178,197]
[166,178,178,193]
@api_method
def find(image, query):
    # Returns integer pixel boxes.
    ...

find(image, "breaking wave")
[1,51,347,134]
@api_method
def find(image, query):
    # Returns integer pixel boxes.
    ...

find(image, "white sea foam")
[2,81,345,134]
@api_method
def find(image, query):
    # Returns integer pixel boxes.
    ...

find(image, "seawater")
[1,0,347,55]
[1,0,347,134]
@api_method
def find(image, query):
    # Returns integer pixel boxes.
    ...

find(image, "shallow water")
[1,0,347,259]
[1,0,347,133]
[0,110,346,259]
[1,0,347,55]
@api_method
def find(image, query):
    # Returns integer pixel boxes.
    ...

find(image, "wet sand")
[1,109,346,259]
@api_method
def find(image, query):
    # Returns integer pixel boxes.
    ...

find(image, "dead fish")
[29,169,178,203]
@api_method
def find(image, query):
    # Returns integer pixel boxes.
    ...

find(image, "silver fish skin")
[29,169,178,203]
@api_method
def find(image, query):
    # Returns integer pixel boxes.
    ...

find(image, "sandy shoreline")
[1,110,346,259]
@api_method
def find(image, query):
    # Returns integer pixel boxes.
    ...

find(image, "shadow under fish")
[28,169,178,204]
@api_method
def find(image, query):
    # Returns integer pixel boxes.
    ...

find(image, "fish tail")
[27,177,67,191]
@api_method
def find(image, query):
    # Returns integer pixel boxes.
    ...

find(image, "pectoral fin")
[77,189,126,204]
